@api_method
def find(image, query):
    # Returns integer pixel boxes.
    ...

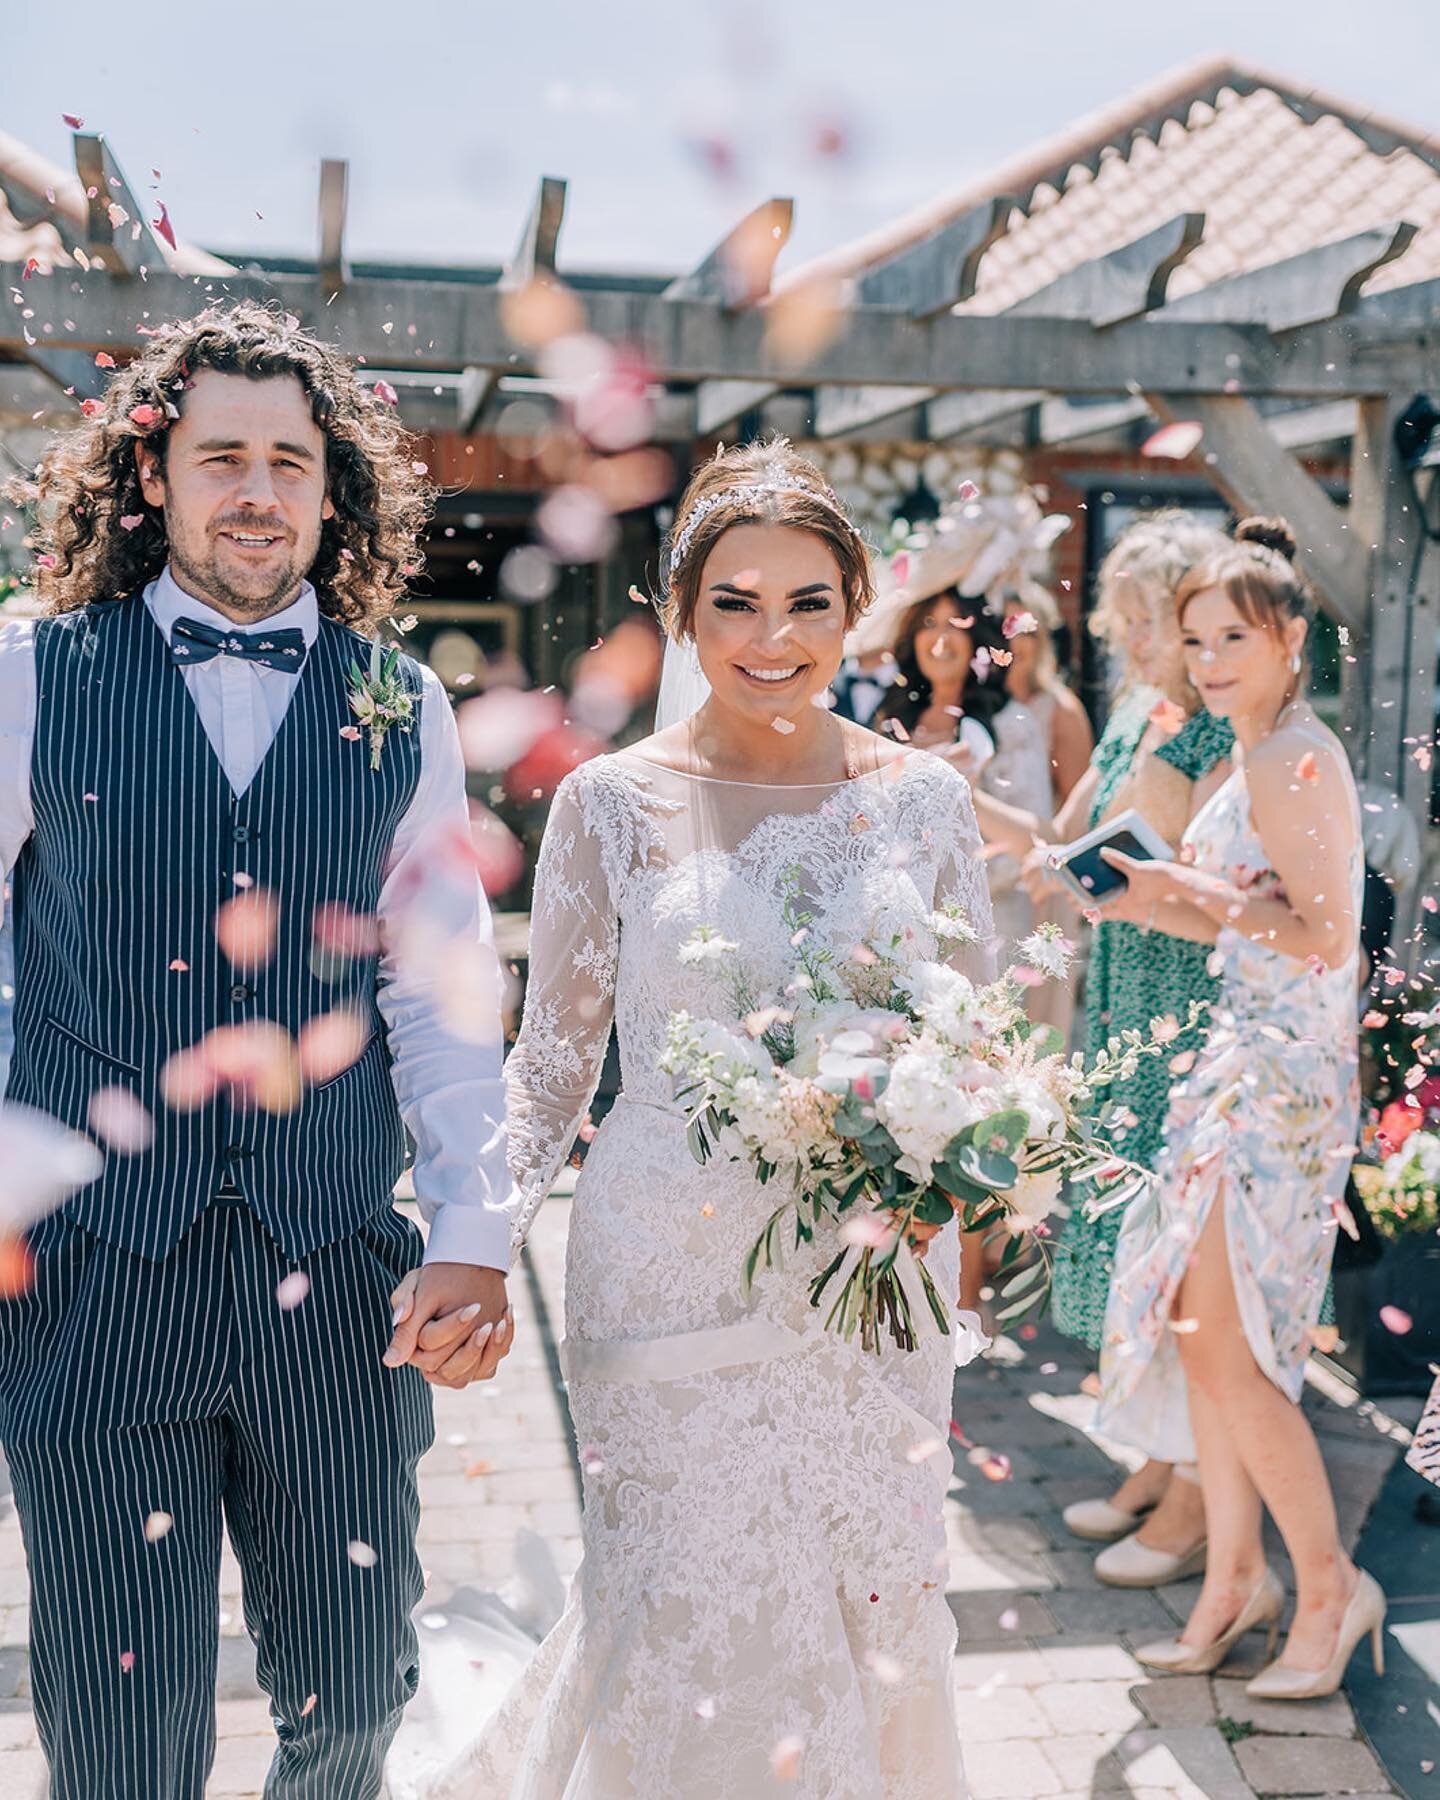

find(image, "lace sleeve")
[926,758,998,986]
[506,767,620,1253]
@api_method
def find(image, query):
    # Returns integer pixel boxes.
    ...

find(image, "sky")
[4,0,1439,278]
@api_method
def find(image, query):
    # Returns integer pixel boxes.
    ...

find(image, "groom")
[0,303,516,1796]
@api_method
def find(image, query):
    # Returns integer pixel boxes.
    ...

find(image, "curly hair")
[659,437,874,640]
[9,301,433,628]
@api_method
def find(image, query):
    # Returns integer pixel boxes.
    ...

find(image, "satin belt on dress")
[561,1095,943,1386]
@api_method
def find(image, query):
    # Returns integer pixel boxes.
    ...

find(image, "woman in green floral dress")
[1029,514,1234,1582]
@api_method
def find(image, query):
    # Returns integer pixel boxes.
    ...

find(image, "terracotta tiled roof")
[779,56,1440,310]
[0,126,230,277]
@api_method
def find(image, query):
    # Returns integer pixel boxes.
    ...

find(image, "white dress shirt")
[0,568,517,1271]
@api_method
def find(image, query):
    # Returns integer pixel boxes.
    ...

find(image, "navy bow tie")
[169,615,308,673]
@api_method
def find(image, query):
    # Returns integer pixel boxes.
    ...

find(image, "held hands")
[384,1261,514,1389]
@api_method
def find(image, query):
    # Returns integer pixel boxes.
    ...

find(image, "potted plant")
[1334,987,1440,1393]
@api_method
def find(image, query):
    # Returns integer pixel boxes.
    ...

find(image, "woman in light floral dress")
[1095,518,1386,1701]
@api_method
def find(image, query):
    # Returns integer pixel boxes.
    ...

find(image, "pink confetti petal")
[151,202,177,250]
[87,1086,154,1153]
[94,352,115,369]
[1379,1305,1412,1335]
[1141,420,1204,460]
[62,113,85,129]
[119,513,145,531]
[770,1734,805,1780]
[128,404,164,428]
[119,1650,135,1673]
[300,1693,318,1718]
[347,1539,378,1568]
[143,1510,173,1543]
[373,379,398,405]
[168,958,189,972]
[275,1271,311,1311]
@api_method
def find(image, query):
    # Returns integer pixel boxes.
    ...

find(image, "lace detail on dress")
[476,748,985,1797]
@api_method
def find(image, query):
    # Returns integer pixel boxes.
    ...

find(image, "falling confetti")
[275,1272,311,1311]
[770,1735,805,1781]
[143,1511,173,1543]
[348,1539,378,1569]
[1379,1305,1412,1335]
[88,1086,154,1153]
[1141,420,1204,460]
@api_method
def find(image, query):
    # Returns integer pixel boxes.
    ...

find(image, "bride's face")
[691,523,848,722]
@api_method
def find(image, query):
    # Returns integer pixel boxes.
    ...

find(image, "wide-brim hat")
[849,487,1070,658]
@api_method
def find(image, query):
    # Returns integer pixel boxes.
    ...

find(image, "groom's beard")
[166,512,315,623]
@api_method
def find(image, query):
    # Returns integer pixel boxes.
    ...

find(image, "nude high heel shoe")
[1134,1566,1285,1675]
[1245,1570,1387,1700]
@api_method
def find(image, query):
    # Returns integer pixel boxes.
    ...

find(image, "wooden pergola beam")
[904,213,1206,445]
[5,262,1436,398]
[458,175,568,432]
[694,379,780,437]
[665,197,792,305]
[71,134,165,275]
[1351,395,1435,831]
[929,219,1411,445]
[1154,221,1418,330]
[854,196,1013,319]
[318,159,349,299]
[1145,392,1366,629]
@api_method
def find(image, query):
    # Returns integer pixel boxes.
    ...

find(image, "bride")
[438,441,991,1797]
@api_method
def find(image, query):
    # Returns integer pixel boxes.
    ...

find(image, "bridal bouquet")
[661,875,1190,1353]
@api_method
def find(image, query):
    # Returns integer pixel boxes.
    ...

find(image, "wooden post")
[1351,395,1435,862]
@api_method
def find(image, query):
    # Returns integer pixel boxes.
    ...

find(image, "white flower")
[679,927,740,965]
[857,870,938,965]
[790,1001,907,1077]
[1016,924,1074,981]
[875,1037,993,1182]
[929,905,979,948]
[989,1072,1067,1140]
[1010,1165,1063,1222]
[896,961,985,1048]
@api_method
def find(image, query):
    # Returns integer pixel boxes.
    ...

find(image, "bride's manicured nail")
[459,1303,482,1322]
[391,1303,407,1327]
[474,1322,494,1347]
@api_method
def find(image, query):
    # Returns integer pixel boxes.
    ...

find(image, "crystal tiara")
[666,475,849,574]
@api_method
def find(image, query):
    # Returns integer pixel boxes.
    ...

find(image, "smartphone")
[1050,808,1172,905]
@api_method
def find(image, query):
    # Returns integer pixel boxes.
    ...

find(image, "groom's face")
[136,369,336,623]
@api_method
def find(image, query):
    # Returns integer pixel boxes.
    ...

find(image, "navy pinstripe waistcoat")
[5,595,424,1262]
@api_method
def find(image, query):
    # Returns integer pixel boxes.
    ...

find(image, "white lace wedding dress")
[433,749,992,1799]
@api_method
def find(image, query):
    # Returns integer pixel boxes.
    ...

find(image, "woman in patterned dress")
[1095,518,1385,1697]
[1028,516,1232,1578]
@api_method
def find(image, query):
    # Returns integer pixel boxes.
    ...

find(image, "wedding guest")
[983,590,1092,1041]
[1096,517,1384,1695]
[1034,514,1235,1585]
[997,588,1093,808]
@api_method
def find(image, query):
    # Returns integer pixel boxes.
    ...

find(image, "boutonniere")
[346,638,416,770]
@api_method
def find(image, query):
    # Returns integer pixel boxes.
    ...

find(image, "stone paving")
[0,1193,1420,1796]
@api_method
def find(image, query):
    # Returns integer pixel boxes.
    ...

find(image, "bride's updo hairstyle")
[660,438,874,642]
[1173,514,1311,633]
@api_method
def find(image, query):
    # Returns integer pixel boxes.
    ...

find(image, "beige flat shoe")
[1135,1567,1284,1674]
[1246,1570,1386,1700]
[1061,1495,1157,1543]
[1095,1530,1207,1588]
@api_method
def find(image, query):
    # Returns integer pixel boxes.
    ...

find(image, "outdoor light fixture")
[1395,394,1440,542]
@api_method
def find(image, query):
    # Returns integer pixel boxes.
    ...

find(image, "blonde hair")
[661,437,873,641]
[1089,510,1230,692]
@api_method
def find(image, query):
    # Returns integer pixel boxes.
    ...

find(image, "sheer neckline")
[615,751,916,791]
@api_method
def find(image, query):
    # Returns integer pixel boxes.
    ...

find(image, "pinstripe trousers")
[0,1196,434,1799]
